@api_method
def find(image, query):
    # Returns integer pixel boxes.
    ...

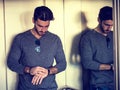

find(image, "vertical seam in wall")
[63,0,67,86]
[43,0,46,6]
[113,0,120,90]
[3,0,7,90]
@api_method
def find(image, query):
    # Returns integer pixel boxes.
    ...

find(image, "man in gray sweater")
[80,6,114,90]
[7,6,66,90]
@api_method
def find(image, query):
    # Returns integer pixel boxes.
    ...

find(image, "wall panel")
[5,0,44,90]
[45,0,66,89]
[64,0,82,89]
[64,0,112,89]
[0,1,6,90]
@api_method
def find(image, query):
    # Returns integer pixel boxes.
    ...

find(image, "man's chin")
[39,33,45,36]
[104,30,111,34]
[107,31,111,33]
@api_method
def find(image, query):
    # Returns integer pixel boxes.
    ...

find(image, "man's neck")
[31,29,41,39]
[94,26,107,36]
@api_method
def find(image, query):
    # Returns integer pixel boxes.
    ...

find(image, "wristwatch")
[48,69,50,75]
[110,64,113,70]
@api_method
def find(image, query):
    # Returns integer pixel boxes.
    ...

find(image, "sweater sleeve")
[54,37,67,73]
[7,35,25,74]
[80,34,100,70]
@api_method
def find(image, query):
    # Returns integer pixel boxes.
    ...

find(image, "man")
[7,6,66,90]
[79,6,114,90]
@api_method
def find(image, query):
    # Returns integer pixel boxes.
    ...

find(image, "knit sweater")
[7,30,66,89]
[80,30,114,87]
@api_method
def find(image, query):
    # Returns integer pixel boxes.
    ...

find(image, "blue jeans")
[90,86,114,90]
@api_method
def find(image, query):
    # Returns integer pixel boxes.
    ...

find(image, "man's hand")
[99,64,114,70]
[31,70,48,85]
[29,66,49,85]
[30,66,48,75]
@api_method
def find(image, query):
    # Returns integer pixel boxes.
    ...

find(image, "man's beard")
[34,27,46,36]
[100,25,110,34]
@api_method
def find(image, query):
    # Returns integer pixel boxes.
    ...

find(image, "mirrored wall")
[0,0,114,90]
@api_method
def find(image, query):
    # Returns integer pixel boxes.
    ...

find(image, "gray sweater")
[80,30,114,87]
[7,30,66,89]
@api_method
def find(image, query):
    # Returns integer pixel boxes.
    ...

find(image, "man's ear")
[32,17,35,23]
[98,17,101,23]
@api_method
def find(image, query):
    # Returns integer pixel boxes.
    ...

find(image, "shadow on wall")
[7,11,33,90]
[70,11,91,90]
[20,11,33,31]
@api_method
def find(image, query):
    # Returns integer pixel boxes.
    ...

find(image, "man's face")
[100,20,113,34]
[33,19,50,36]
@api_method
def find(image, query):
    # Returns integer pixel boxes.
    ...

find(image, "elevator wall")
[0,0,112,90]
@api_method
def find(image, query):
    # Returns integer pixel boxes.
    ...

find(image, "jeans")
[90,86,114,90]
[18,86,57,90]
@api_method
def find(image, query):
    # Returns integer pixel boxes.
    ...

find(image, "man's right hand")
[30,66,48,75]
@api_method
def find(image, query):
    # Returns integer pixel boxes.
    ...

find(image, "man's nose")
[108,26,112,30]
[41,27,46,30]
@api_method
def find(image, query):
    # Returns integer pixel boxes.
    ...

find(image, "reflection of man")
[7,6,66,90]
[80,6,114,90]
